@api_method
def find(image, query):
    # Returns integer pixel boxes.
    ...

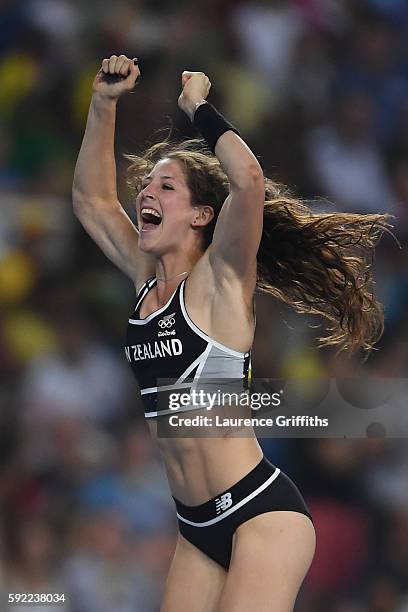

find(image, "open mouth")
[140,207,162,231]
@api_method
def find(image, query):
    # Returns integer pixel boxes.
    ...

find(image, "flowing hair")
[125,138,394,357]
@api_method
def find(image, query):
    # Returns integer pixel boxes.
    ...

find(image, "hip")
[173,455,313,570]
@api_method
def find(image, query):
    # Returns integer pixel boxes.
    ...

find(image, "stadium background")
[1,0,408,610]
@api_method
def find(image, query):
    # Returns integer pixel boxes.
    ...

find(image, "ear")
[191,205,214,228]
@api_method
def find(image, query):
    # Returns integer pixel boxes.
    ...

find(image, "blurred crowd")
[1,0,408,610]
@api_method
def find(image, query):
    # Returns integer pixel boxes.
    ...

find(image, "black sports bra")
[125,277,250,418]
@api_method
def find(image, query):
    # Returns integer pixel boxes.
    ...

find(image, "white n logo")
[215,492,233,514]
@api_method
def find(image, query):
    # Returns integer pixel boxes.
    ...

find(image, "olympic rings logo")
[158,313,176,329]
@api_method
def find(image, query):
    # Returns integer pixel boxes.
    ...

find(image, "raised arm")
[178,72,265,283]
[72,54,155,287]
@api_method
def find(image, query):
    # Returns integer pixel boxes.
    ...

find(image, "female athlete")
[73,54,389,611]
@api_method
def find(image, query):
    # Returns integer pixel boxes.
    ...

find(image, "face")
[135,158,207,254]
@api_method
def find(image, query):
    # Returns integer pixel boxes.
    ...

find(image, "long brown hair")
[125,138,393,357]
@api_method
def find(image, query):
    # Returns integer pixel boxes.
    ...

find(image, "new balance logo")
[215,492,233,514]
[158,312,176,329]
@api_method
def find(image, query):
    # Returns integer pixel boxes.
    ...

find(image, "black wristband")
[192,102,240,153]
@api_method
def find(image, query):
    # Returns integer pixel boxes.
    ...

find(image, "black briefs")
[173,456,313,570]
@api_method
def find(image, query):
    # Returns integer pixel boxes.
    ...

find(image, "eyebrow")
[144,175,176,181]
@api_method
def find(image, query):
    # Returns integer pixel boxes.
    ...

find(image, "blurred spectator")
[334,11,408,146]
[231,0,305,108]
[3,518,68,612]
[64,510,159,612]
[77,424,174,535]
[23,0,82,62]
[21,314,130,424]
[305,89,394,213]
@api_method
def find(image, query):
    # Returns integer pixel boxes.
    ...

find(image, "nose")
[141,181,158,197]
[141,188,156,202]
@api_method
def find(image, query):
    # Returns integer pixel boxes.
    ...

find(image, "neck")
[155,250,203,284]
[156,270,189,282]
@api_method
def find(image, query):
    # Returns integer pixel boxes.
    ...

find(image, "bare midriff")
[147,408,263,505]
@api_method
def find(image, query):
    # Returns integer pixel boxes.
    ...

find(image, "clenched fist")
[178,71,211,120]
[93,54,140,101]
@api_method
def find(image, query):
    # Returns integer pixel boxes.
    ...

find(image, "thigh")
[161,533,226,612]
[218,511,316,612]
